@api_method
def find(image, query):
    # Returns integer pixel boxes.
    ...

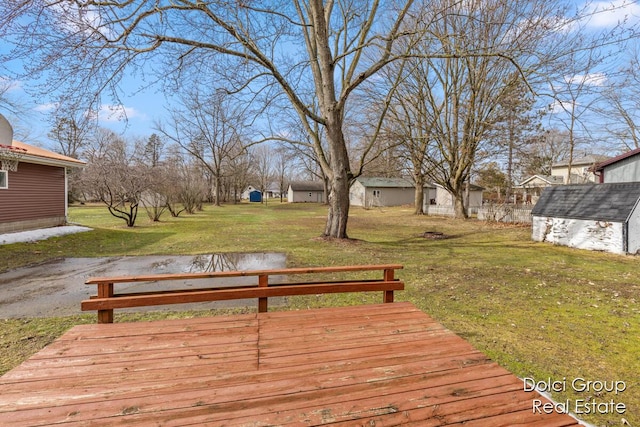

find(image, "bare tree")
[250,144,275,204]
[379,57,438,214]
[273,146,290,203]
[137,135,168,221]
[47,104,93,159]
[81,128,144,227]
[519,128,571,177]
[0,0,420,239]
[224,146,252,204]
[3,1,632,233]
[158,90,248,207]
[489,78,543,202]
[599,49,640,151]
[545,50,605,183]
[389,0,567,218]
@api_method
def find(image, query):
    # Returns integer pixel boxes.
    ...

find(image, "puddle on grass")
[0,252,286,319]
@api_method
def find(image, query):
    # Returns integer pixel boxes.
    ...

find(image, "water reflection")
[0,252,287,318]
[186,252,286,273]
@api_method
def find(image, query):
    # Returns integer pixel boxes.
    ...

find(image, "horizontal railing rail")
[82,264,404,323]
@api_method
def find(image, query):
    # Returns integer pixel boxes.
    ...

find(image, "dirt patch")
[421,231,451,240]
[0,253,286,319]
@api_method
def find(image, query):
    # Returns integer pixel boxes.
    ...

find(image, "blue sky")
[1,0,639,153]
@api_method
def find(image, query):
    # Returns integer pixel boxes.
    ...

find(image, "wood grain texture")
[0,302,582,426]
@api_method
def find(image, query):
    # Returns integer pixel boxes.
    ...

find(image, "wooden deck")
[0,302,582,426]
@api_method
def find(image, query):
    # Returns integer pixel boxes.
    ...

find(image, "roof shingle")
[531,183,640,222]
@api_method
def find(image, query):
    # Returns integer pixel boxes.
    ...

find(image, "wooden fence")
[477,206,533,223]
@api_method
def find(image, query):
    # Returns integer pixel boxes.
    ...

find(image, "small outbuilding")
[287,181,325,203]
[249,190,262,203]
[350,177,434,208]
[531,183,640,255]
[433,183,484,208]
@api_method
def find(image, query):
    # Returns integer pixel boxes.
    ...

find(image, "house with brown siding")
[0,114,85,234]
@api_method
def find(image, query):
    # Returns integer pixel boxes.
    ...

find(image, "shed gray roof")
[288,181,324,191]
[356,177,427,188]
[531,182,640,222]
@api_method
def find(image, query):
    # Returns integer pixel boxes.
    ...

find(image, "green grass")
[1,202,638,426]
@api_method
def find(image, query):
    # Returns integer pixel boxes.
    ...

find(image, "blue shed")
[249,190,262,202]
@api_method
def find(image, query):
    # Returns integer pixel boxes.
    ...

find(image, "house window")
[373,190,381,197]
[0,170,7,189]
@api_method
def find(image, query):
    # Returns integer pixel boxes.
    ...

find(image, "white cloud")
[583,0,640,28]
[564,72,608,86]
[94,104,145,123]
[548,99,575,114]
[33,103,58,112]
[0,77,23,93]
[48,2,114,39]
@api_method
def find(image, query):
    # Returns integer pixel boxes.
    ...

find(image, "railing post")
[383,268,394,303]
[97,282,114,324]
[258,274,268,313]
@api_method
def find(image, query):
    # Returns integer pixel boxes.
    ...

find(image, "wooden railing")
[82,264,404,323]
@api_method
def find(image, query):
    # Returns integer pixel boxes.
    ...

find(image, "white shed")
[287,181,325,203]
[350,177,435,208]
[531,183,640,255]
[431,183,484,208]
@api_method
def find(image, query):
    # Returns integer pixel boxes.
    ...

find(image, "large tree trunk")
[322,119,351,239]
[213,173,222,206]
[414,173,425,215]
[324,176,350,238]
[449,176,469,219]
[453,190,468,219]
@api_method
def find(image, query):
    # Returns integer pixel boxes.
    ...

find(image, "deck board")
[0,302,582,426]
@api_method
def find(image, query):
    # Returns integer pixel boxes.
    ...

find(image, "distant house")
[516,154,609,204]
[591,147,640,183]
[287,181,325,203]
[531,183,640,255]
[350,177,435,208]
[515,175,564,204]
[0,114,85,234]
[550,154,609,184]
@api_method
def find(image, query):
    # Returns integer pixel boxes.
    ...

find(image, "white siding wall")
[532,216,626,254]
[351,183,433,208]
[435,187,454,206]
[289,190,324,203]
[434,187,482,208]
[349,181,366,206]
[366,187,414,207]
[551,166,598,183]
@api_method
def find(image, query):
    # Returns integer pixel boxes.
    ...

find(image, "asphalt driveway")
[0,253,286,318]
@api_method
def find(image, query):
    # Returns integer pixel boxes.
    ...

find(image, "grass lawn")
[1,202,638,426]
